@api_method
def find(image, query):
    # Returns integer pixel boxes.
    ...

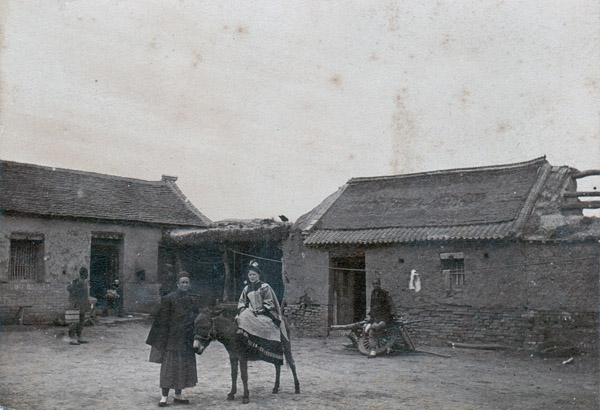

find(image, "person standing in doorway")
[67,267,91,345]
[146,272,201,407]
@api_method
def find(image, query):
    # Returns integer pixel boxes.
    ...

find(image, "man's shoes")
[70,340,80,345]
[368,350,376,358]
[78,339,89,344]
[158,401,167,407]
[173,397,190,404]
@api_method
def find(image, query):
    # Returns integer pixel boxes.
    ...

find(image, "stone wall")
[0,214,163,323]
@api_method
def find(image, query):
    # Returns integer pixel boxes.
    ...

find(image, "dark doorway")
[329,254,366,325]
[90,238,121,307]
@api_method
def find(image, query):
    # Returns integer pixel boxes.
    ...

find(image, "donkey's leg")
[240,357,249,404]
[290,362,300,394]
[227,356,238,400]
[272,363,281,394]
[283,341,301,394]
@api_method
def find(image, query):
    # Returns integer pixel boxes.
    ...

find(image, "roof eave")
[0,210,209,229]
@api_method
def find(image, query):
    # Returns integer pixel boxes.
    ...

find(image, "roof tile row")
[304,221,516,245]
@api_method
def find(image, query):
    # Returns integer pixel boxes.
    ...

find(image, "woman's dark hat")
[247,260,262,276]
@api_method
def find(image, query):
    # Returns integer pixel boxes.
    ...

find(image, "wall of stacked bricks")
[0,215,163,323]
[282,233,599,353]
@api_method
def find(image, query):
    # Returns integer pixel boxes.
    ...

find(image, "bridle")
[195,317,216,345]
[196,312,237,344]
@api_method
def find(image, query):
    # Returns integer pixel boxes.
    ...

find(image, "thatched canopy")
[166,218,291,245]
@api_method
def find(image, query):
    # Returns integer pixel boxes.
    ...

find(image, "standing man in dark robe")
[146,272,201,407]
[364,278,395,358]
[67,267,91,345]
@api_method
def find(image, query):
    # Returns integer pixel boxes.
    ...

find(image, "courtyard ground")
[0,318,597,410]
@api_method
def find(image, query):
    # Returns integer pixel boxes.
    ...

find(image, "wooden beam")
[562,201,600,209]
[175,251,183,273]
[447,341,508,350]
[572,170,600,179]
[563,191,600,197]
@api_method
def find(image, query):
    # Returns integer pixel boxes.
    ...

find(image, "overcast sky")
[1,1,598,221]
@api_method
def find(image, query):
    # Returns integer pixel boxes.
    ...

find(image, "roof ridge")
[302,183,349,232]
[307,220,514,232]
[511,162,552,237]
[163,179,212,226]
[349,156,548,183]
[0,159,164,185]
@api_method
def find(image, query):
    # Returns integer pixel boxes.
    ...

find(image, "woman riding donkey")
[236,260,288,366]
[193,259,299,404]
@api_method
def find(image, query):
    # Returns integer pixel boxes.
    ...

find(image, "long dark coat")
[146,289,202,390]
[146,289,202,352]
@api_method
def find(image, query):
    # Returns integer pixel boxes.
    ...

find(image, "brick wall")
[284,303,328,337]
[0,282,70,324]
[0,215,163,324]
[283,235,599,353]
[403,306,597,354]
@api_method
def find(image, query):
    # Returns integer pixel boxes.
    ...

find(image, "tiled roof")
[0,160,211,227]
[300,157,553,245]
[304,222,516,245]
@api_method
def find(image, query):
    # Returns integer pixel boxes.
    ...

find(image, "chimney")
[161,175,178,182]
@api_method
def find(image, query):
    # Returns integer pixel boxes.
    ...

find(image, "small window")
[9,236,44,281]
[441,252,464,293]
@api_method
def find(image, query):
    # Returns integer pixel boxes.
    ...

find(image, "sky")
[0,1,598,221]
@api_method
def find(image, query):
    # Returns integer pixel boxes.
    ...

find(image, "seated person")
[104,279,123,317]
[364,278,394,358]
[236,260,288,365]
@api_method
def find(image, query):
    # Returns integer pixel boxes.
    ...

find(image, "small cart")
[331,317,416,356]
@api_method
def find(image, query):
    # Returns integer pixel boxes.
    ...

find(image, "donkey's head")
[193,309,215,354]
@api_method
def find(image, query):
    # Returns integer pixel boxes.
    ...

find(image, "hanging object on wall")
[409,269,421,293]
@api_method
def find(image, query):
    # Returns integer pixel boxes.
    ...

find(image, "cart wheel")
[358,327,399,356]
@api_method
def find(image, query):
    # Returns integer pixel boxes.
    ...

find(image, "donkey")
[193,308,300,404]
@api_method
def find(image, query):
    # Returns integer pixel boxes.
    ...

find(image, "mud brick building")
[283,157,600,354]
[0,160,210,323]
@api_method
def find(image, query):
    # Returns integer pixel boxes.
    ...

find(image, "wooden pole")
[175,250,183,273]
[572,170,600,179]
[562,201,600,209]
[220,244,232,302]
[563,191,600,197]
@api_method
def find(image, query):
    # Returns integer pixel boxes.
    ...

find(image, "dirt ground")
[0,318,597,410]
